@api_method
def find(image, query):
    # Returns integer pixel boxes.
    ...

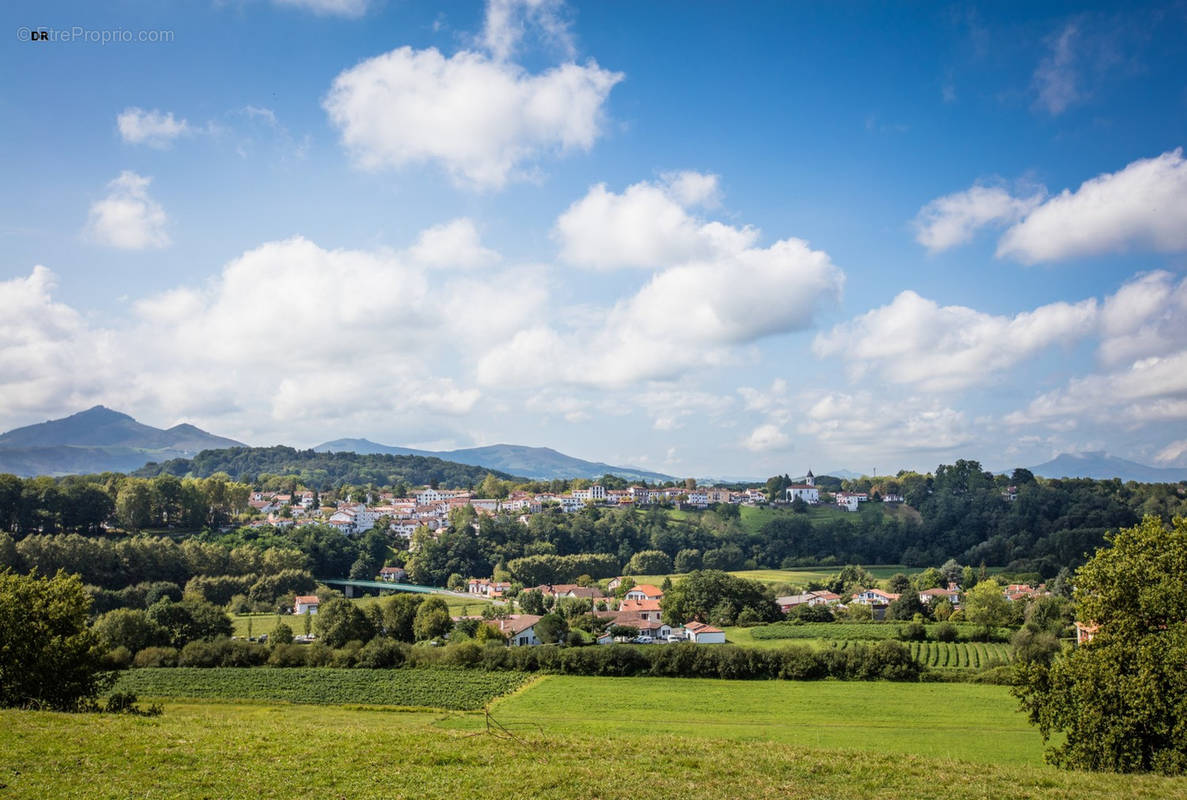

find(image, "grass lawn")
[443,675,1046,766]
[7,698,1187,800]
[632,565,918,589]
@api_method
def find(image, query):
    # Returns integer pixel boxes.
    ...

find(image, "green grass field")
[4,672,1186,798]
[113,667,529,710]
[721,625,1012,667]
[7,697,1187,800]
[632,565,917,589]
[445,675,1042,766]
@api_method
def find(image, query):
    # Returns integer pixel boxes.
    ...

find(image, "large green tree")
[1014,516,1187,774]
[0,569,111,710]
[660,570,779,626]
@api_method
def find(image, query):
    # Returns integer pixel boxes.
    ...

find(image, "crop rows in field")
[113,667,528,710]
[748,622,1011,642]
[907,641,1011,669]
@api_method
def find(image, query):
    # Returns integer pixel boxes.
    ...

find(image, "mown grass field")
[113,667,528,710]
[446,675,1042,766]
[721,625,1012,667]
[6,697,1187,800]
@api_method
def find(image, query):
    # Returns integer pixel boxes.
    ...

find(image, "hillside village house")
[776,590,842,613]
[835,491,869,512]
[293,595,319,615]
[623,584,664,601]
[850,589,900,606]
[378,566,406,582]
[918,584,961,605]
[785,470,820,504]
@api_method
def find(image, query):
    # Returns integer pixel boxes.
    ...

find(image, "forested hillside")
[134,446,523,489]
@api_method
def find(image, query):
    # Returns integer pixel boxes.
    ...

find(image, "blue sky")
[2,0,1186,479]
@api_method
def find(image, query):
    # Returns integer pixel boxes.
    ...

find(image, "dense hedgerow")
[124,638,923,682]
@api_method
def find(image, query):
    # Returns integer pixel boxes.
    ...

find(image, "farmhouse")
[683,621,726,644]
[496,614,544,646]
[849,589,899,606]
[293,595,319,615]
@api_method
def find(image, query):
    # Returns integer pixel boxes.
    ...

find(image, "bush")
[101,646,133,670]
[356,638,407,669]
[932,622,958,642]
[267,643,309,668]
[133,647,179,668]
[897,622,927,641]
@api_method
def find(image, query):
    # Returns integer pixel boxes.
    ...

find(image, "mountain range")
[313,438,674,482]
[1028,452,1187,483]
[0,406,243,477]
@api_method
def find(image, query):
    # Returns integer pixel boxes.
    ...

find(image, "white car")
[633,635,654,644]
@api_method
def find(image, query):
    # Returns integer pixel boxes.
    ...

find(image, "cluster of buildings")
[784,471,903,511]
[776,580,1048,617]
[242,481,772,539]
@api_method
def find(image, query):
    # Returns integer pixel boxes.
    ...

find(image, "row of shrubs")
[111,637,924,682]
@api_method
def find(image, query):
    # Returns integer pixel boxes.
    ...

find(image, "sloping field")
[3,695,1185,799]
[451,675,1043,766]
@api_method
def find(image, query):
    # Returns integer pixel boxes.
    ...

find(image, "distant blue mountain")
[314,438,673,482]
[1029,452,1187,483]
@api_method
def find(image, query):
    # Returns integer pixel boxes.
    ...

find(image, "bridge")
[318,578,472,600]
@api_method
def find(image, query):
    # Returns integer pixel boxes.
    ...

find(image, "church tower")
[805,469,815,487]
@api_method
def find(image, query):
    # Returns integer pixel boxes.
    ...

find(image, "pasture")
[3,673,1186,798]
[6,698,1187,800]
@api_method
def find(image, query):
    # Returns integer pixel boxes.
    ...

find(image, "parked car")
[665,634,685,643]
[633,635,654,644]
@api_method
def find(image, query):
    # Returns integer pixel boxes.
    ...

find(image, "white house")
[785,470,820,504]
[624,584,664,602]
[497,615,544,646]
[683,621,726,644]
[835,491,868,512]
[850,589,899,606]
[293,595,319,615]
[378,566,406,582]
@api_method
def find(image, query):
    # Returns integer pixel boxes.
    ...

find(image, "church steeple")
[805,469,815,487]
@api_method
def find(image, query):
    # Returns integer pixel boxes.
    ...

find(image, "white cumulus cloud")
[84,171,170,250]
[323,45,621,190]
[997,149,1187,263]
[814,290,1098,391]
[912,183,1043,253]
[406,218,499,269]
[742,423,791,453]
[555,173,753,269]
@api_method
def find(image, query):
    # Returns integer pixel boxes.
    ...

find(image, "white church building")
[785,470,821,504]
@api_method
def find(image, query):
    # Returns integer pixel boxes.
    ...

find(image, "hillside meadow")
[4,676,1187,799]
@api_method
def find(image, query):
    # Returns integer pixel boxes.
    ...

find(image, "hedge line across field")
[118,638,924,682]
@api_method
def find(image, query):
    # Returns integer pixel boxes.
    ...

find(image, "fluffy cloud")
[1005,271,1187,430]
[912,184,1043,253]
[271,0,369,17]
[1154,440,1187,465]
[0,227,561,441]
[117,108,190,148]
[0,267,112,419]
[406,218,499,269]
[324,46,621,190]
[1098,270,1187,366]
[478,235,844,387]
[997,149,1187,263]
[913,150,1187,263]
[814,290,1098,391]
[84,171,170,250]
[555,174,751,269]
